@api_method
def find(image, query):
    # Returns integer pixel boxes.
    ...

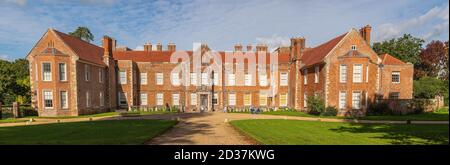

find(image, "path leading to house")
[1,112,448,145]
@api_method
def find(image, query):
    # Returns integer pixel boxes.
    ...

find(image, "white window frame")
[259,93,267,106]
[228,74,235,86]
[339,91,346,110]
[280,72,288,86]
[190,73,197,86]
[303,69,308,85]
[86,91,91,108]
[42,62,52,81]
[259,74,268,86]
[339,64,347,83]
[201,73,209,85]
[353,64,363,83]
[172,93,180,106]
[172,72,180,86]
[244,93,252,106]
[244,74,252,86]
[366,66,369,83]
[58,63,67,81]
[84,64,90,81]
[156,73,163,85]
[190,93,197,105]
[392,72,400,83]
[228,93,236,106]
[352,91,362,109]
[389,92,400,99]
[119,71,127,84]
[213,93,219,105]
[140,73,147,85]
[156,93,164,106]
[140,93,148,106]
[351,45,357,50]
[60,91,68,109]
[99,92,104,107]
[118,92,127,106]
[314,66,319,83]
[279,93,288,106]
[43,90,53,109]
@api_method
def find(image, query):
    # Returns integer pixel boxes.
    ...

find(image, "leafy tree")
[413,77,447,99]
[0,59,30,105]
[372,34,424,65]
[69,26,94,43]
[416,40,449,79]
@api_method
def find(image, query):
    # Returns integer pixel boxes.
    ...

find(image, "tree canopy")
[68,26,94,43]
[372,34,424,65]
[0,59,30,105]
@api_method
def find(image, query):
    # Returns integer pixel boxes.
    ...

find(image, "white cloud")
[0,54,9,61]
[374,3,449,42]
[255,34,291,51]
[0,0,27,6]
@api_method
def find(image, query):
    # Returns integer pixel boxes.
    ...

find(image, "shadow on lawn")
[330,124,449,145]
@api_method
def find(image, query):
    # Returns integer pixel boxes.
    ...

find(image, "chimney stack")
[167,43,176,51]
[290,37,305,60]
[102,36,113,57]
[246,44,253,52]
[201,44,209,54]
[359,25,372,44]
[256,44,268,52]
[156,43,162,51]
[144,43,152,51]
[234,43,243,51]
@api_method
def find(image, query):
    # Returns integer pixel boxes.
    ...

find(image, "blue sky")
[0,0,448,61]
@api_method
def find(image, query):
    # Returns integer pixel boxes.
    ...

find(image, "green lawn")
[0,118,27,123]
[0,119,177,144]
[231,119,449,145]
[232,107,449,121]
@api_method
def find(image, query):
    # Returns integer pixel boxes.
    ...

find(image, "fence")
[0,102,37,119]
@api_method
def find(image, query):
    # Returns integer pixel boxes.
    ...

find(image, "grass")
[231,119,449,145]
[0,119,177,145]
[0,118,27,123]
[232,107,449,121]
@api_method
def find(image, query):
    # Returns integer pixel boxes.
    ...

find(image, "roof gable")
[52,29,105,66]
[380,54,406,65]
[300,32,347,67]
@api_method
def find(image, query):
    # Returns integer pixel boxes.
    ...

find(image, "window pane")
[259,74,268,86]
[279,93,287,106]
[340,65,347,83]
[43,63,51,81]
[228,93,236,106]
[244,93,251,106]
[119,71,127,84]
[44,91,53,108]
[140,73,147,85]
[60,91,67,109]
[259,93,267,106]
[59,63,66,81]
[156,73,163,85]
[339,91,346,109]
[280,72,288,86]
[157,93,163,105]
[353,64,362,83]
[140,93,148,105]
[190,93,197,105]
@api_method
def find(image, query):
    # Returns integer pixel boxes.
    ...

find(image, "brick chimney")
[290,37,305,60]
[102,36,113,57]
[156,43,162,51]
[256,44,268,52]
[168,43,176,51]
[201,44,209,54]
[144,43,152,51]
[246,44,253,52]
[359,25,372,44]
[234,43,242,51]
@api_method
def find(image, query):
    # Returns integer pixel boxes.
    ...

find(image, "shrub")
[413,77,447,99]
[367,102,392,115]
[306,95,325,115]
[322,106,337,116]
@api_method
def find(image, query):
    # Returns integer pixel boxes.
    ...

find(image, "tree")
[442,41,449,81]
[69,26,94,43]
[0,59,30,105]
[413,77,447,99]
[415,40,448,79]
[372,34,424,65]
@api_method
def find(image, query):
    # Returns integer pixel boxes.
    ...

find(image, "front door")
[200,94,208,112]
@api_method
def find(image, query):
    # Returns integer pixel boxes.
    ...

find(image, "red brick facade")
[27,25,413,117]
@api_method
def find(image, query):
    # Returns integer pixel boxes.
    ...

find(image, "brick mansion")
[26,25,413,117]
